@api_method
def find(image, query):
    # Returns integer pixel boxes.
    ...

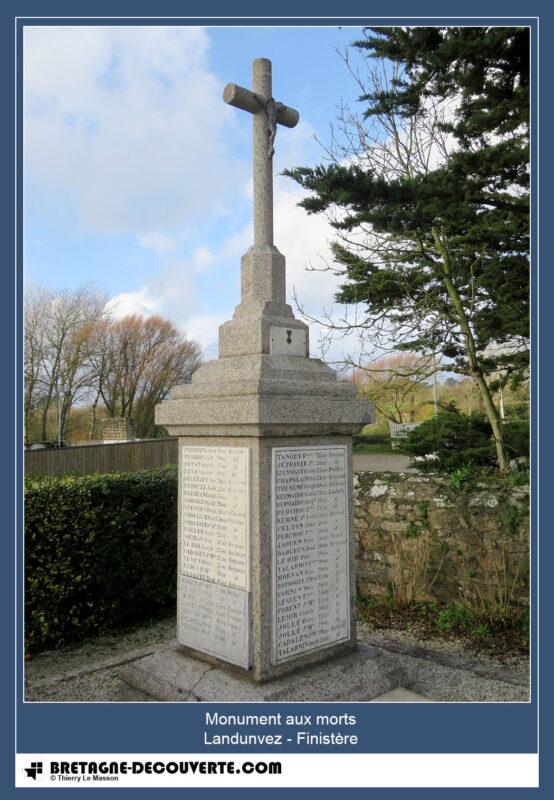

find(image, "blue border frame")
[3,2,548,797]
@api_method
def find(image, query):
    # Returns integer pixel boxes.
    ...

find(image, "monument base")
[156,352,372,682]
[118,643,404,702]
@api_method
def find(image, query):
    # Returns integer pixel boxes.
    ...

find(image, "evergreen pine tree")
[285,27,530,471]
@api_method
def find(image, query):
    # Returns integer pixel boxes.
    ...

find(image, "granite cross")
[223,58,299,248]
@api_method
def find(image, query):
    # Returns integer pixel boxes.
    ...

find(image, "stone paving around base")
[118,640,528,703]
[25,620,529,704]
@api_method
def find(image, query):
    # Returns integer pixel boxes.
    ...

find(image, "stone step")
[118,643,404,702]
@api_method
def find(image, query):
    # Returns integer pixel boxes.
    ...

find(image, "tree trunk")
[60,394,72,442]
[40,353,62,442]
[88,390,100,441]
[432,228,508,472]
[40,395,51,442]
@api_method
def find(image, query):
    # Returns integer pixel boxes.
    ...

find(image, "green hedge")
[25,466,178,652]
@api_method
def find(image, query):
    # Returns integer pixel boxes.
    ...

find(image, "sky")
[24,24,373,362]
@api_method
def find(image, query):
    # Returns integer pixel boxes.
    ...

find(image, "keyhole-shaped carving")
[286,330,292,344]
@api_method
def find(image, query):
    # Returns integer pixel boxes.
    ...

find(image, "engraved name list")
[271,445,350,664]
[178,446,251,668]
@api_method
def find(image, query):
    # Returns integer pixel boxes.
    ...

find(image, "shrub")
[503,420,530,461]
[398,411,494,472]
[25,466,178,652]
[505,402,529,420]
[456,533,527,627]
[387,526,447,608]
[399,410,529,473]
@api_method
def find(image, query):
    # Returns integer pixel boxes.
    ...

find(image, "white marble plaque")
[269,325,307,356]
[271,445,350,664]
[178,575,251,669]
[180,446,250,591]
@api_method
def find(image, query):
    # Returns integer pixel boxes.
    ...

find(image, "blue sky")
[24,25,371,360]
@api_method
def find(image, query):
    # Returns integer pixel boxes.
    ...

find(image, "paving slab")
[370,688,431,702]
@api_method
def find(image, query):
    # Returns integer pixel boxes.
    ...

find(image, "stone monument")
[154,58,372,684]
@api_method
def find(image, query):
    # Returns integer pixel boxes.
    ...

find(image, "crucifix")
[223,58,299,248]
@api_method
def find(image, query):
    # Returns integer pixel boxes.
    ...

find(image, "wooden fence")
[25,438,178,477]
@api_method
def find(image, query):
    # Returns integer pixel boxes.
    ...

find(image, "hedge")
[25,466,178,652]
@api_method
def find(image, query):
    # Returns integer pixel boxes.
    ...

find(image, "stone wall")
[102,417,137,442]
[353,471,529,608]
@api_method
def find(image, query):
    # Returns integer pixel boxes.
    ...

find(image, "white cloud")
[184,312,230,353]
[274,118,317,174]
[104,147,364,365]
[108,288,229,356]
[138,231,179,253]
[218,224,252,262]
[107,252,196,316]
[103,176,363,364]
[192,246,214,272]
[272,179,367,364]
[105,251,231,358]
[24,26,245,234]
[275,183,336,304]
[107,286,162,319]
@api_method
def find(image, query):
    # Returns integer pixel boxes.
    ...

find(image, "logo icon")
[24,761,44,781]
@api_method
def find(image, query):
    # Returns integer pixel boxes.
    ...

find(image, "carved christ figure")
[265,97,278,158]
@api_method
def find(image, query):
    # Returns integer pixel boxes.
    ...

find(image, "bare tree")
[96,314,201,437]
[293,56,455,370]
[83,317,111,441]
[353,352,435,424]
[24,287,51,442]
[56,289,107,440]
[24,286,107,443]
[24,287,202,443]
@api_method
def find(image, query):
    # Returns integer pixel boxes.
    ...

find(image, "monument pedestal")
[154,337,371,683]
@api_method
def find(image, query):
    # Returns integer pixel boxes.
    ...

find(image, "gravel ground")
[25,617,176,702]
[357,621,530,681]
[357,622,529,702]
[25,615,530,703]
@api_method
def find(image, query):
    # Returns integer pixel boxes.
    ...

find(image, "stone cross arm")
[223,83,299,129]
